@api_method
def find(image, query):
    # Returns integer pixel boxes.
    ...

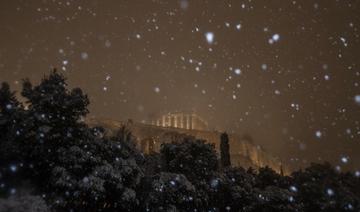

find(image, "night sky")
[0,0,359,170]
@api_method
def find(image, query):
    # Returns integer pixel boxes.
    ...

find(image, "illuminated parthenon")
[150,112,208,131]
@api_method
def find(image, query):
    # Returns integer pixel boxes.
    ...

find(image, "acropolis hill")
[88,112,289,174]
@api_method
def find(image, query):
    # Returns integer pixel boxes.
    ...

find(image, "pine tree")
[16,70,144,210]
[0,82,24,164]
[21,70,89,138]
[0,82,23,145]
[0,82,20,113]
[18,70,90,178]
[220,132,231,168]
[0,82,28,198]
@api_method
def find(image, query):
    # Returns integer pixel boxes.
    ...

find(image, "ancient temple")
[87,118,290,174]
[150,112,208,131]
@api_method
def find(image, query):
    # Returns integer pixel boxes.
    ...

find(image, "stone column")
[180,114,184,128]
[168,115,171,127]
[172,115,175,127]
[186,114,190,129]
[191,115,196,130]
[190,114,193,129]
[162,115,166,127]
[174,115,178,128]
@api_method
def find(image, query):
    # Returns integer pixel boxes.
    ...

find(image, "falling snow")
[0,1,359,203]
[205,32,214,44]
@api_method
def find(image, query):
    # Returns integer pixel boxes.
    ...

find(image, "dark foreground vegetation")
[0,71,359,211]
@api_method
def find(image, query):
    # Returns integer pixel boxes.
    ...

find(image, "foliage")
[0,72,359,211]
[160,134,219,182]
[0,194,49,212]
[0,71,143,211]
[139,172,200,211]
[291,163,360,211]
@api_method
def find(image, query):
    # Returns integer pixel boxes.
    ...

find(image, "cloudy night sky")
[0,0,359,170]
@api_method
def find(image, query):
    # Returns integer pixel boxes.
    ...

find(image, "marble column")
[162,116,166,127]
[174,115,178,128]
[186,115,190,129]
[180,114,184,128]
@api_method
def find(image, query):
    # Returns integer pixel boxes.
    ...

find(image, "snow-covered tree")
[160,134,218,182]
[139,172,200,211]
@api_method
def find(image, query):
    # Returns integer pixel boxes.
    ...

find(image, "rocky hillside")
[88,118,290,174]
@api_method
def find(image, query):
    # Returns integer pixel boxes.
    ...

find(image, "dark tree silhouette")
[0,82,22,163]
[15,70,90,186]
[0,71,144,211]
[256,166,284,189]
[1,72,360,211]
[0,193,49,212]
[220,132,231,168]
[0,82,30,198]
[291,163,360,211]
[139,172,201,211]
[160,134,218,182]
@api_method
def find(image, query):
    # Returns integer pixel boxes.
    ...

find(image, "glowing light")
[289,186,298,192]
[9,164,17,172]
[154,87,160,93]
[326,188,334,196]
[205,32,214,44]
[261,64,267,71]
[341,156,349,164]
[354,95,360,104]
[272,34,280,41]
[81,52,89,60]
[315,130,322,138]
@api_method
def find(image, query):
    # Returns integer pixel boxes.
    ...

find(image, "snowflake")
[261,64,268,71]
[326,188,334,196]
[154,87,160,93]
[82,177,89,184]
[288,196,295,202]
[340,37,348,47]
[268,33,280,44]
[341,156,349,164]
[205,32,214,44]
[81,52,89,60]
[210,178,219,188]
[179,0,189,9]
[354,95,360,104]
[9,164,17,172]
[289,186,298,192]
[105,40,111,48]
[315,130,322,138]
[9,188,16,195]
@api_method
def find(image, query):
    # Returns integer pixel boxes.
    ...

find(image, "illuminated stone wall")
[150,112,208,131]
[87,118,289,174]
